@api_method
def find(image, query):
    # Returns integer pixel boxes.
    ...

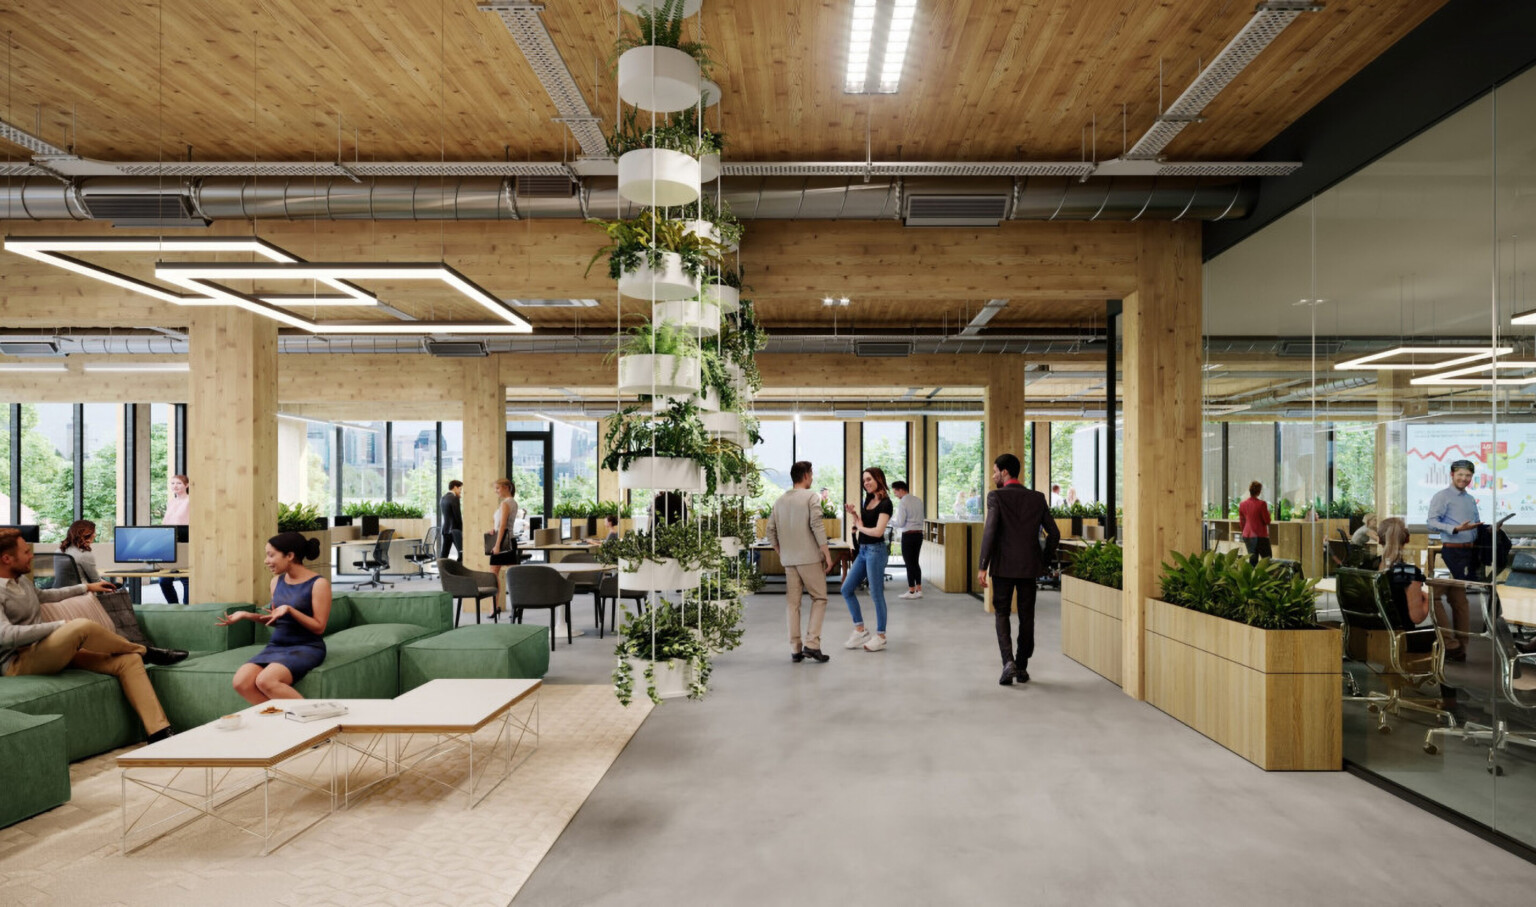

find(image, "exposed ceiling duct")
[1240,376,1376,412]
[0,175,1256,222]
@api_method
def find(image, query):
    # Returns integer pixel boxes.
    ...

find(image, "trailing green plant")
[706,267,745,292]
[710,502,756,541]
[341,500,425,519]
[1068,541,1122,589]
[669,105,724,156]
[613,0,712,71]
[612,596,711,705]
[606,105,715,158]
[676,193,743,249]
[681,589,745,653]
[601,399,711,473]
[697,343,743,412]
[1158,549,1319,630]
[277,501,325,533]
[609,319,702,391]
[587,209,726,282]
[594,517,724,573]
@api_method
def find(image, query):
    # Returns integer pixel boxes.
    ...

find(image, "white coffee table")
[117,705,341,855]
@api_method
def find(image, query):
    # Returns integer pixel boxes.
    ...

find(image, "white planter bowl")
[682,218,720,245]
[654,386,719,413]
[704,284,740,314]
[620,557,702,592]
[626,656,691,700]
[715,480,750,497]
[699,152,721,183]
[699,78,720,108]
[720,537,743,557]
[701,411,747,445]
[618,148,701,207]
[617,353,701,397]
[619,455,707,492]
[618,251,700,301]
[652,299,720,336]
[620,0,702,17]
[618,46,702,114]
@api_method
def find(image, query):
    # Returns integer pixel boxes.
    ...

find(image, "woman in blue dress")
[218,532,332,704]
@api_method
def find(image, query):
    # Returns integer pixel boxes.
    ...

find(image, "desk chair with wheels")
[351,529,395,590]
[50,552,84,588]
[1424,583,1536,772]
[597,571,649,638]
[506,564,576,651]
[406,527,440,577]
[559,550,604,618]
[1335,567,1448,733]
[438,558,499,627]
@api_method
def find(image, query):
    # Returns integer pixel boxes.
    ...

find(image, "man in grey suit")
[977,453,1060,686]
[766,460,834,664]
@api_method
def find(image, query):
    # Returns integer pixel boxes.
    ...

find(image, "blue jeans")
[841,544,890,633]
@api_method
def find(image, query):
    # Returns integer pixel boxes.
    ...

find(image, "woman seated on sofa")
[216,532,331,704]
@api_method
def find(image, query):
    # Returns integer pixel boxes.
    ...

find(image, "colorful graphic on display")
[1404,424,1536,528]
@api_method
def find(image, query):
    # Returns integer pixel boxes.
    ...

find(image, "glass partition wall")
[1204,66,1536,849]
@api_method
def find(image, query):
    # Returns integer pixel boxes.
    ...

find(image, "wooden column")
[1122,223,1203,699]
[189,309,278,604]
[460,359,504,574]
[596,415,620,505]
[844,421,862,507]
[1032,421,1052,492]
[922,416,939,507]
[985,357,1028,493]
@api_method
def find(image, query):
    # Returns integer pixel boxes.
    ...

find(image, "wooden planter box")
[1143,597,1341,771]
[379,517,430,539]
[1054,518,1075,539]
[1060,576,1121,685]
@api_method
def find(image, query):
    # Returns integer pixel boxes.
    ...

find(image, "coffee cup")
[217,713,243,731]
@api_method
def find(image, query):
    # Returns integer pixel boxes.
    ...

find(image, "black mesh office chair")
[1424,582,1536,774]
[406,527,440,577]
[352,529,395,590]
[506,565,577,650]
[1335,567,1448,733]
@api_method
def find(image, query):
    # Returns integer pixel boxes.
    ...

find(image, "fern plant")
[601,399,711,473]
[613,0,711,71]
[587,209,726,282]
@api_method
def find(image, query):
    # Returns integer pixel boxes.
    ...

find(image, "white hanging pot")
[703,284,739,314]
[626,656,691,700]
[725,362,750,392]
[618,251,700,301]
[617,353,701,396]
[701,411,747,445]
[652,299,720,336]
[682,218,720,245]
[620,557,702,591]
[619,455,707,492]
[699,78,720,108]
[653,386,719,413]
[617,46,702,114]
[619,0,702,17]
[715,480,751,497]
[720,537,743,557]
[699,152,721,183]
[617,148,701,207]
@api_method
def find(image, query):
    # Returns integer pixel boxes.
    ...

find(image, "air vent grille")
[423,340,489,358]
[856,341,914,358]
[515,175,576,198]
[79,193,206,227]
[0,340,62,357]
[904,195,1009,227]
[1278,340,1345,358]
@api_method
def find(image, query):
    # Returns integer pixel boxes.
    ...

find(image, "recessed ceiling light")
[82,362,190,373]
[508,298,601,308]
[844,0,915,95]
[1411,360,1536,386]
[0,362,67,373]
[822,296,836,306]
[1335,346,1512,371]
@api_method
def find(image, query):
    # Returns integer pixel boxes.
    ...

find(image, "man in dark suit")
[439,480,464,562]
[977,453,1060,686]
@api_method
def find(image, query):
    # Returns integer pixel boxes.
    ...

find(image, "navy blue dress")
[247,575,327,681]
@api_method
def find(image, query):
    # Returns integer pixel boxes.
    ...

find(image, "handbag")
[483,531,504,557]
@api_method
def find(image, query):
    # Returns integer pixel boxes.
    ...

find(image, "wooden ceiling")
[0,0,1442,164]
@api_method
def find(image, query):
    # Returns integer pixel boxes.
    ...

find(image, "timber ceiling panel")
[0,0,1443,164]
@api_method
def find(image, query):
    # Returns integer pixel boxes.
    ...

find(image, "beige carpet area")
[0,684,650,907]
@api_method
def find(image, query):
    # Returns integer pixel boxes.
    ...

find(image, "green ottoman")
[0,710,70,828]
[399,624,550,692]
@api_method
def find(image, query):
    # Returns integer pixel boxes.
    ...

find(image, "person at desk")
[219,533,331,703]
[889,481,925,600]
[977,453,1059,686]
[1351,513,1380,547]
[842,467,894,652]
[439,479,464,562]
[767,460,833,664]
[0,528,186,743]
[61,520,105,584]
[1426,459,1481,662]
[1378,518,1432,650]
[159,473,191,604]
[584,514,620,545]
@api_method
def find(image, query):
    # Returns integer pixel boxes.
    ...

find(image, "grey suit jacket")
[977,484,1059,579]
[766,488,830,567]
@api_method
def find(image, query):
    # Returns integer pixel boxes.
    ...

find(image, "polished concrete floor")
[503,581,1536,907]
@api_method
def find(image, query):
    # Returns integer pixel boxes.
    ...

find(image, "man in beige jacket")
[766,460,834,663]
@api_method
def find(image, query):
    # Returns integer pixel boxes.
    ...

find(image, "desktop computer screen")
[560,518,572,540]
[0,525,41,543]
[114,526,178,564]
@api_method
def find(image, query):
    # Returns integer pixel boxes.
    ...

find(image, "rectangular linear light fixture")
[0,362,67,372]
[1411,360,1536,386]
[155,262,534,335]
[4,236,378,307]
[1334,345,1513,371]
[81,362,190,373]
[845,0,916,94]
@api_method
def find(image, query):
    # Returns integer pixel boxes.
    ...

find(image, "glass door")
[507,431,553,534]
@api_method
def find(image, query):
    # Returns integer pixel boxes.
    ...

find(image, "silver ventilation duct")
[0,175,1255,222]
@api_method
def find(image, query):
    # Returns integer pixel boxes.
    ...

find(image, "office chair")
[351,528,395,589]
[406,527,440,577]
[50,552,84,589]
[596,570,649,638]
[1335,567,1449,733]
[560,550,605,619]
[439,558,499,626]
[1424,582,1536,774]
[505,565,576,650]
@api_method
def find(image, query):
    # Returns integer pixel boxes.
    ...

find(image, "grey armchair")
[597,571,649,639]
[439,557,499,627]
[506,564,576,650]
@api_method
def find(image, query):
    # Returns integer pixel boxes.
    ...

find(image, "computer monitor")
[0,525,41,543]
[560,518,572,540]
[333,515,354,527]
[114,526,178,565]
[361,515,380,538]
[528,516,544,533]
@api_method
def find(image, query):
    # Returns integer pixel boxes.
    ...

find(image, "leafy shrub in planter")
[277,501,326,533]
[587,209,725,283]
[602,398,711,475]
[676,194,743,249]
[606,105,716,159]
[612,0,711,71]
[594,517,724,573]
[342,500,425,519]
[1159,550,1318,630]
[1068,541,1122,589]
[612,597,711,705]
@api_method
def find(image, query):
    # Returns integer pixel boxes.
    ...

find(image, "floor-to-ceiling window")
[22,404,75,542]
[79,404,119,540]
[750,419,794,514]
[861,421,909,488]
[795,420,843,507]
[937,420,983,519]
[341,422,386,506]
[551,420,598,511]
[150,404,173,522]
[389,421,438,515]
[1,405,13,522]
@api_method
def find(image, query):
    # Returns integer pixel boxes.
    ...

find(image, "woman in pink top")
[1238,480,1272,566]
[160,474,190,603]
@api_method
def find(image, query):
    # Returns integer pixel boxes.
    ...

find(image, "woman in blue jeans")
[842,467,894,652]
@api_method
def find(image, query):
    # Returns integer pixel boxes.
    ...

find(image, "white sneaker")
[898,591,917,600]
[911,590,924,599]
[863,635,888,652]
[844,627,872,649]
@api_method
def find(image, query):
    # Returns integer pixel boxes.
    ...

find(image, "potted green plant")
[278,502,332,580]
[588,209,725,301]
[612,596,710,704]
[677,194,742,252]
[703,266,744,314]
[1060,541,1122,684]
[609,107,707,207]
[594,517,723,590]
[612,318,703,397]
[602,398,711,493]
[670,104,726,184]
[1147,550,1340,770]
[614,0,711,113]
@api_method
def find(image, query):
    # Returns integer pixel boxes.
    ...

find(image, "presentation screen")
[1404,423,1536,529]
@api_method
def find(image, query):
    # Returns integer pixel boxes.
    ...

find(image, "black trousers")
[440,529,464,562]
[991,575,1038,667]
[900,532,924,587]
[1242,536,1272,566]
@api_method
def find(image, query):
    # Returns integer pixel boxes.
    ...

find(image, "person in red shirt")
[1238,480,1272,566]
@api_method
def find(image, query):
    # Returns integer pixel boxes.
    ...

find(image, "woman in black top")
[1378,517,1433,654]
[840,467,894,652]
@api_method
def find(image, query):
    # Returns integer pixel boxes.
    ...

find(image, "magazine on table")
[284,701,349,723]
